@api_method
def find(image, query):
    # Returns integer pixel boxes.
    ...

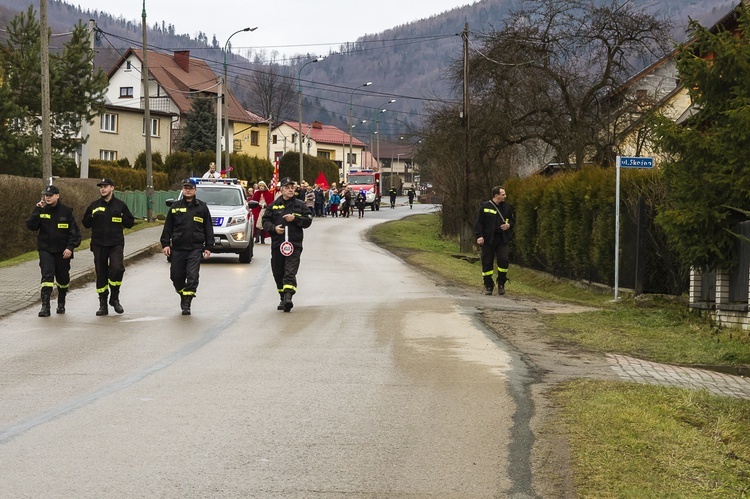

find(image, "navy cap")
[96,178,114,186]
[279,177,294,187]
[43,185,59,195]
[181,178,197,187]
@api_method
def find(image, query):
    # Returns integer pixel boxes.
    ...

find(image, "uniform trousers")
[271,247,302,295]
[38,250,71,289]
[90,244,124,294]
[481,237,509,289]
[170,248,203,296]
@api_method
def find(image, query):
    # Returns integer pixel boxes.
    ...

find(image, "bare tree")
[248,63,295,122]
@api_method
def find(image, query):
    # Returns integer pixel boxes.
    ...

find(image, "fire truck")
[346,169,381,211]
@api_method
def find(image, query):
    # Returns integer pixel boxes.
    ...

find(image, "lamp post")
[221,26,256,175]
[348,81,372,169]
[374,99,395,171]
[297,57,319,183]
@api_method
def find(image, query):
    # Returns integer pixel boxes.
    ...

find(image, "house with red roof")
[84,49,269,169]
[271,121,367,181]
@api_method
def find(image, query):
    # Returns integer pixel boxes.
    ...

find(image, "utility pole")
[460,22,472,252]
[40,0,52,186]
[79,19,95,179]
[142,0,154,221]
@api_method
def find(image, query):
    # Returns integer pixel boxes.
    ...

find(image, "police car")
[168,178,258,263]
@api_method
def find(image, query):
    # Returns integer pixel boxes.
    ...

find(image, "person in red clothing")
[252,180,275,244]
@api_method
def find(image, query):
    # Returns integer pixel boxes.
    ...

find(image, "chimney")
[312,121,323,129]
[174,50,190,72]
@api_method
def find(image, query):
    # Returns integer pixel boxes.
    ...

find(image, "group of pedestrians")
[26,178,134,317]
[27,176,512,315]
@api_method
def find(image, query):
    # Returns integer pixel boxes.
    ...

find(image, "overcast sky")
[70,0,472,59]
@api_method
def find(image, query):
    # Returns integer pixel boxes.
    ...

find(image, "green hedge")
[506,166,688,293]
[88,161,170,191]
[278,151,339,186]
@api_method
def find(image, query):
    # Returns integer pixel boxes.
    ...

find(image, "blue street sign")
[619,156,653,168]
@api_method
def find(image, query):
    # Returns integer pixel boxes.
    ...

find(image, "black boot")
[96,292,109,316]
[277,293,285,311]
[109,286,124,314]
[56,288,67,314]
[282,291,294,312]
[181,295,193,315]
[38,288,52,317]
[497,278,506,295]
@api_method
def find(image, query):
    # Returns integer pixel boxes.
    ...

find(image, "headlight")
[231,232,246,241]
[227,214,247,227]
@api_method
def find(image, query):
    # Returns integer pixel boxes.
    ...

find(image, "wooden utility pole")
[79,19,95,179]
[40,0,52,186]
[142,0,154,221]
[460,22,472,252]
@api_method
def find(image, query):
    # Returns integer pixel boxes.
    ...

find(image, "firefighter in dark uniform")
[26,185,82,316]
[474,185,515,295]
[82,178,135,316]
[160,178,214,315]
[389,186,397,208]
[262,177,313,312]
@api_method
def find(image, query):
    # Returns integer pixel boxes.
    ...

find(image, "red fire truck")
[346,169,381,211]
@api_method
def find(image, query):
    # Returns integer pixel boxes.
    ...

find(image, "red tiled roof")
[282,121,366,147]
[109,49,248,122]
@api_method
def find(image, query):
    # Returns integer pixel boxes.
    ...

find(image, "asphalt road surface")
[0,202,538,498]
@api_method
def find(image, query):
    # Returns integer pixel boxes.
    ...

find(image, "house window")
[272,134,278,144]
[250,130,259,146]
[347,153,357,165]
[125,61,132,70]
[120,87,134,98]
[100,150,118,161]
[318,151,330,159]
[100,113,118,133]
[142,117,159,137]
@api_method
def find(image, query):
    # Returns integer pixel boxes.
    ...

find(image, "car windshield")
[195,187,244,206]
[348,175,374,185]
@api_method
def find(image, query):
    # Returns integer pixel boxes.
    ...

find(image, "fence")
[117,190,180,219]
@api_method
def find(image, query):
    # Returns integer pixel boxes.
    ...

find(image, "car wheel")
[239,245,252,263]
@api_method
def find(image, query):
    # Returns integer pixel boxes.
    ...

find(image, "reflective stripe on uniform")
[172,207,187,213]
[108,279,122,287]
[40,282,54,288]
[40,214,51,219]
[57,223,68,229]
[482,270,494,277]
[282,284,297,292]
[96,285,109,293]
[112,217,122,223]
[497,267,508,273]
[92,207,106,214]
[57,282,70,289]
[483,208,497,214]
[193,216,203,223]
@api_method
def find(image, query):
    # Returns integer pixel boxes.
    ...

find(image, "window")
[100,113,118,133]
[250,130,259,146]
[125,61,132,70]
[100,150,118,161]
[142,117,159,137]
[318,151,330,159]
[120,87,134,98]
[347,153,357,165]
[272,135,278,144]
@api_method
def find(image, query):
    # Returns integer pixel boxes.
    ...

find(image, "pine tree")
[179,94,217,153]
[654,5,750,271]
[0,6,107,177]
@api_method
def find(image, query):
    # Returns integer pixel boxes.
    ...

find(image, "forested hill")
[0,0,738,141]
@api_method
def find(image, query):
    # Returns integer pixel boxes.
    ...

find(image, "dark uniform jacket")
[82,196,135,246]
[262,195,313,250]
[473,200,515,245]
[26,202,82,253]
[160,197,215,251]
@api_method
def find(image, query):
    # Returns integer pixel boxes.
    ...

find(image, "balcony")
[140,96,173,113]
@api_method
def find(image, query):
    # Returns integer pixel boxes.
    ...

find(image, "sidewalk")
[0,226,163,319]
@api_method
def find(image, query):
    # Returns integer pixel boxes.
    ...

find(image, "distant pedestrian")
[262,177,313,312]
[389,186,397,208]
[160,178,214,315]
[82,178,135,315]
[26,184,82,316]
[356,190,366,218]
[202,162,220,179]
[473,185,515,296]
[407,186,416,209]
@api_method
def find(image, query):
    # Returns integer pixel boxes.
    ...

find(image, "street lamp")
[373,99,396,171]
[298,57,319,183]
[220,26,256,175]
[348,81,372,170]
